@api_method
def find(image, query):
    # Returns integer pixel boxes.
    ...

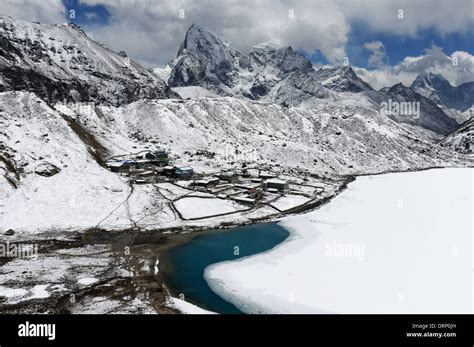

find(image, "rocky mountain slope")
[411,72,474,113]
[0,16,178,105]
[371,83,460,135]
[440,117,474,154]
[167,24,460,136]
[168,24,329,104]
[58,94,469,176]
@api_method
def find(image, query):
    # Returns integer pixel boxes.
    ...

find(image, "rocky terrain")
[0,16,178,105]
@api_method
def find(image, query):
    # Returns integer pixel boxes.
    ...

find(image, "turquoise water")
[163,222,289,314]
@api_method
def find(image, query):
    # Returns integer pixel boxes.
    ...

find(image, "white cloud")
[364,41,386,68]
[355,45,474,90]
[0,0,65,24]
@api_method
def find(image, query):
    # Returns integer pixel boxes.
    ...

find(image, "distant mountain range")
[166,24,468,136]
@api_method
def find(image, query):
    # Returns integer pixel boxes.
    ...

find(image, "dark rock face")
[34,162,61,177]
[168,23,244,96]
[168,25,328,104]
[0,16,179,106]
[5,229,15,236]
[370,83,459,135]
[411,73,474,112]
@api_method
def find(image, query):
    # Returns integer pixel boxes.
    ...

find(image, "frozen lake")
[205,168,473,313]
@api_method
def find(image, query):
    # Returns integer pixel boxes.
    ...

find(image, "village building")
[218,171,239,182]
[162,165,177,177]
[194,177,219,188]
[263,178,289,191]
[106,159,133,173]
[174,166,194,179]
[137,170,154,177]
[145,148,170,166]
[259,171,276,180]
[233,196,256,205]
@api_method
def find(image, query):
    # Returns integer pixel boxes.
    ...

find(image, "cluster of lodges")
[192,170,289,206]
[105,149,292,204]
[105,148,194,183]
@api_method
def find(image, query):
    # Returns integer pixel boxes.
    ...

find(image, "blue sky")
[347,21,474,68]
[62,0,110,26]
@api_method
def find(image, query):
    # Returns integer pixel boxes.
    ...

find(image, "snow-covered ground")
[205,168,473,314]
[166,297,216,314]
[174,197,247,220]
[270,194,311,211]
[172,86,219,99]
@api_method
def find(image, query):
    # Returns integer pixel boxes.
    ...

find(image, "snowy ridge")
[57,95,470,176]
[0,16,178,105]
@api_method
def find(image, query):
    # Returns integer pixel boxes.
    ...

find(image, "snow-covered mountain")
[312,66,373,93]
[168,24,328,104]
[0,16,178,105]
[411,72,474,112]
[369,82,460,135]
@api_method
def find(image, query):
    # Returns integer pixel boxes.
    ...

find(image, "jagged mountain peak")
[411,72,452,90]
[313,65,373,93]
[169,24,321,102]
[377,81,459,135]
[249,42,312,73]
[169,23,245,92]
[411,71,473,113]
[177,23,239,57]
[389,82,409,91]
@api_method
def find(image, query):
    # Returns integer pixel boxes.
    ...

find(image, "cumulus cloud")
[355,45,474,90]
[0,0,66,24]
[79,0,350,66]
[364,41,386,68]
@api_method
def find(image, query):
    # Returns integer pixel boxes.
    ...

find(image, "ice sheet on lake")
[205,168,474,313]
